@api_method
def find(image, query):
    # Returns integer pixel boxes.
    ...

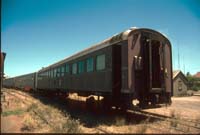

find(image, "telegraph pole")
[178,42,180,69]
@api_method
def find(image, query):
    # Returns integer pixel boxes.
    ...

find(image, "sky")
[1,0,200,77]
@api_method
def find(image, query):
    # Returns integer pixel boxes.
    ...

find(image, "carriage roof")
[38,27,170,72]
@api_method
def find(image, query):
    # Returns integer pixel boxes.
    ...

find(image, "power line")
[178,41,180,69]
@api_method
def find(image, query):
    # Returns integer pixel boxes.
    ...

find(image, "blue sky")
[2,0,200,77]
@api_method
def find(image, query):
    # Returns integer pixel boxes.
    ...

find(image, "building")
[173,70,188,96]
[192,72,200,91]
[193,72,200,78]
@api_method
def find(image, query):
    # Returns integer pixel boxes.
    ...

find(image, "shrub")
[27,103,38,112]
[51,118,81,133]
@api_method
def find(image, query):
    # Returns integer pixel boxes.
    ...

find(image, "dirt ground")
[144,96,200,120]
[1,88,200,133]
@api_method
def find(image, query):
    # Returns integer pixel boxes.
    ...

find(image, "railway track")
[128,109,200,133]
[140,110,200,128]
[2,89,200,133]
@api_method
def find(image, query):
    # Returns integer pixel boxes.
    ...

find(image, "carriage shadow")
[32,93,162,128]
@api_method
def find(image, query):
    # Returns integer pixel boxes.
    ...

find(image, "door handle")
[134,56,143,70]
[165,68,168,78]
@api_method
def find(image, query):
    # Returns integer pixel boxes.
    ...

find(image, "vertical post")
[149,40,152,91]
[0,52,6,90]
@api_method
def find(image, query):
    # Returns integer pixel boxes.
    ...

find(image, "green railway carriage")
[37,27,173,108]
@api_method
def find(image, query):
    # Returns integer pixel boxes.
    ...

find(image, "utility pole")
[183,56,185,75]
[178,41,180,69]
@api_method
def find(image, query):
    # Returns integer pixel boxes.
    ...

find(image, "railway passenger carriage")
[3,78,15,88]
[4,73,36,91]
[3,27,173,109]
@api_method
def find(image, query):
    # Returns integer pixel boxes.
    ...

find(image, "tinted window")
[86,57,94,72]
[57,67,61,77]
[72,63,77,74]
[65,64,69,73]
[96,54,106,70]
[51,70,54,78]
[61,66,65,76]
[78,61,84,74]
[54,69,57,77]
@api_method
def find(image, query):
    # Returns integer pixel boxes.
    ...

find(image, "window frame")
[86,57,94,72]
[78,61,84,74]
[57,67,61,77]
[54,68,57,77]
[96,54,106,71]
[65,64,70,74]
[72,63,77,74]
[51,69,54,78]
[61,65,65,77]
[178,80,182,91]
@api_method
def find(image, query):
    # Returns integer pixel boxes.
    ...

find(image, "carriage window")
[96,54,105,70]
[51,70,54,78]
[57,67,61,77]
[86,57,94,72]
[65,64,69,73]
[78,61,84,74]
[54,69,57,77]
[178,81,182,91]
[61,66,65,76]
[72,63,77,74]
[43,72,45,77]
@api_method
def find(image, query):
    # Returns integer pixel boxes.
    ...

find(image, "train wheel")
[86,96,95,110]
[102,97,111,112]
[138,100,148,109]
[150,95,157,106]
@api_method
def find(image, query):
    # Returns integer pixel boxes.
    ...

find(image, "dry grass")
[51,118,81,133]
[26,103,38,112]
[115,116,126,126]
[24,102,81,133]
[23,115,35,131]
[195,115,200,127]
[2,109,25,116]
[135,117,149,133]
[169,109,180,127]
[196,115,200,122]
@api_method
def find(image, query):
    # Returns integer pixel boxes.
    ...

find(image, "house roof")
[193,72,200,78]
[173,70,181,79]
[173,70,188,83]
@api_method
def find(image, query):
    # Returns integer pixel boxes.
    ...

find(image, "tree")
[186,72,191,77]
[186,75,200,91]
